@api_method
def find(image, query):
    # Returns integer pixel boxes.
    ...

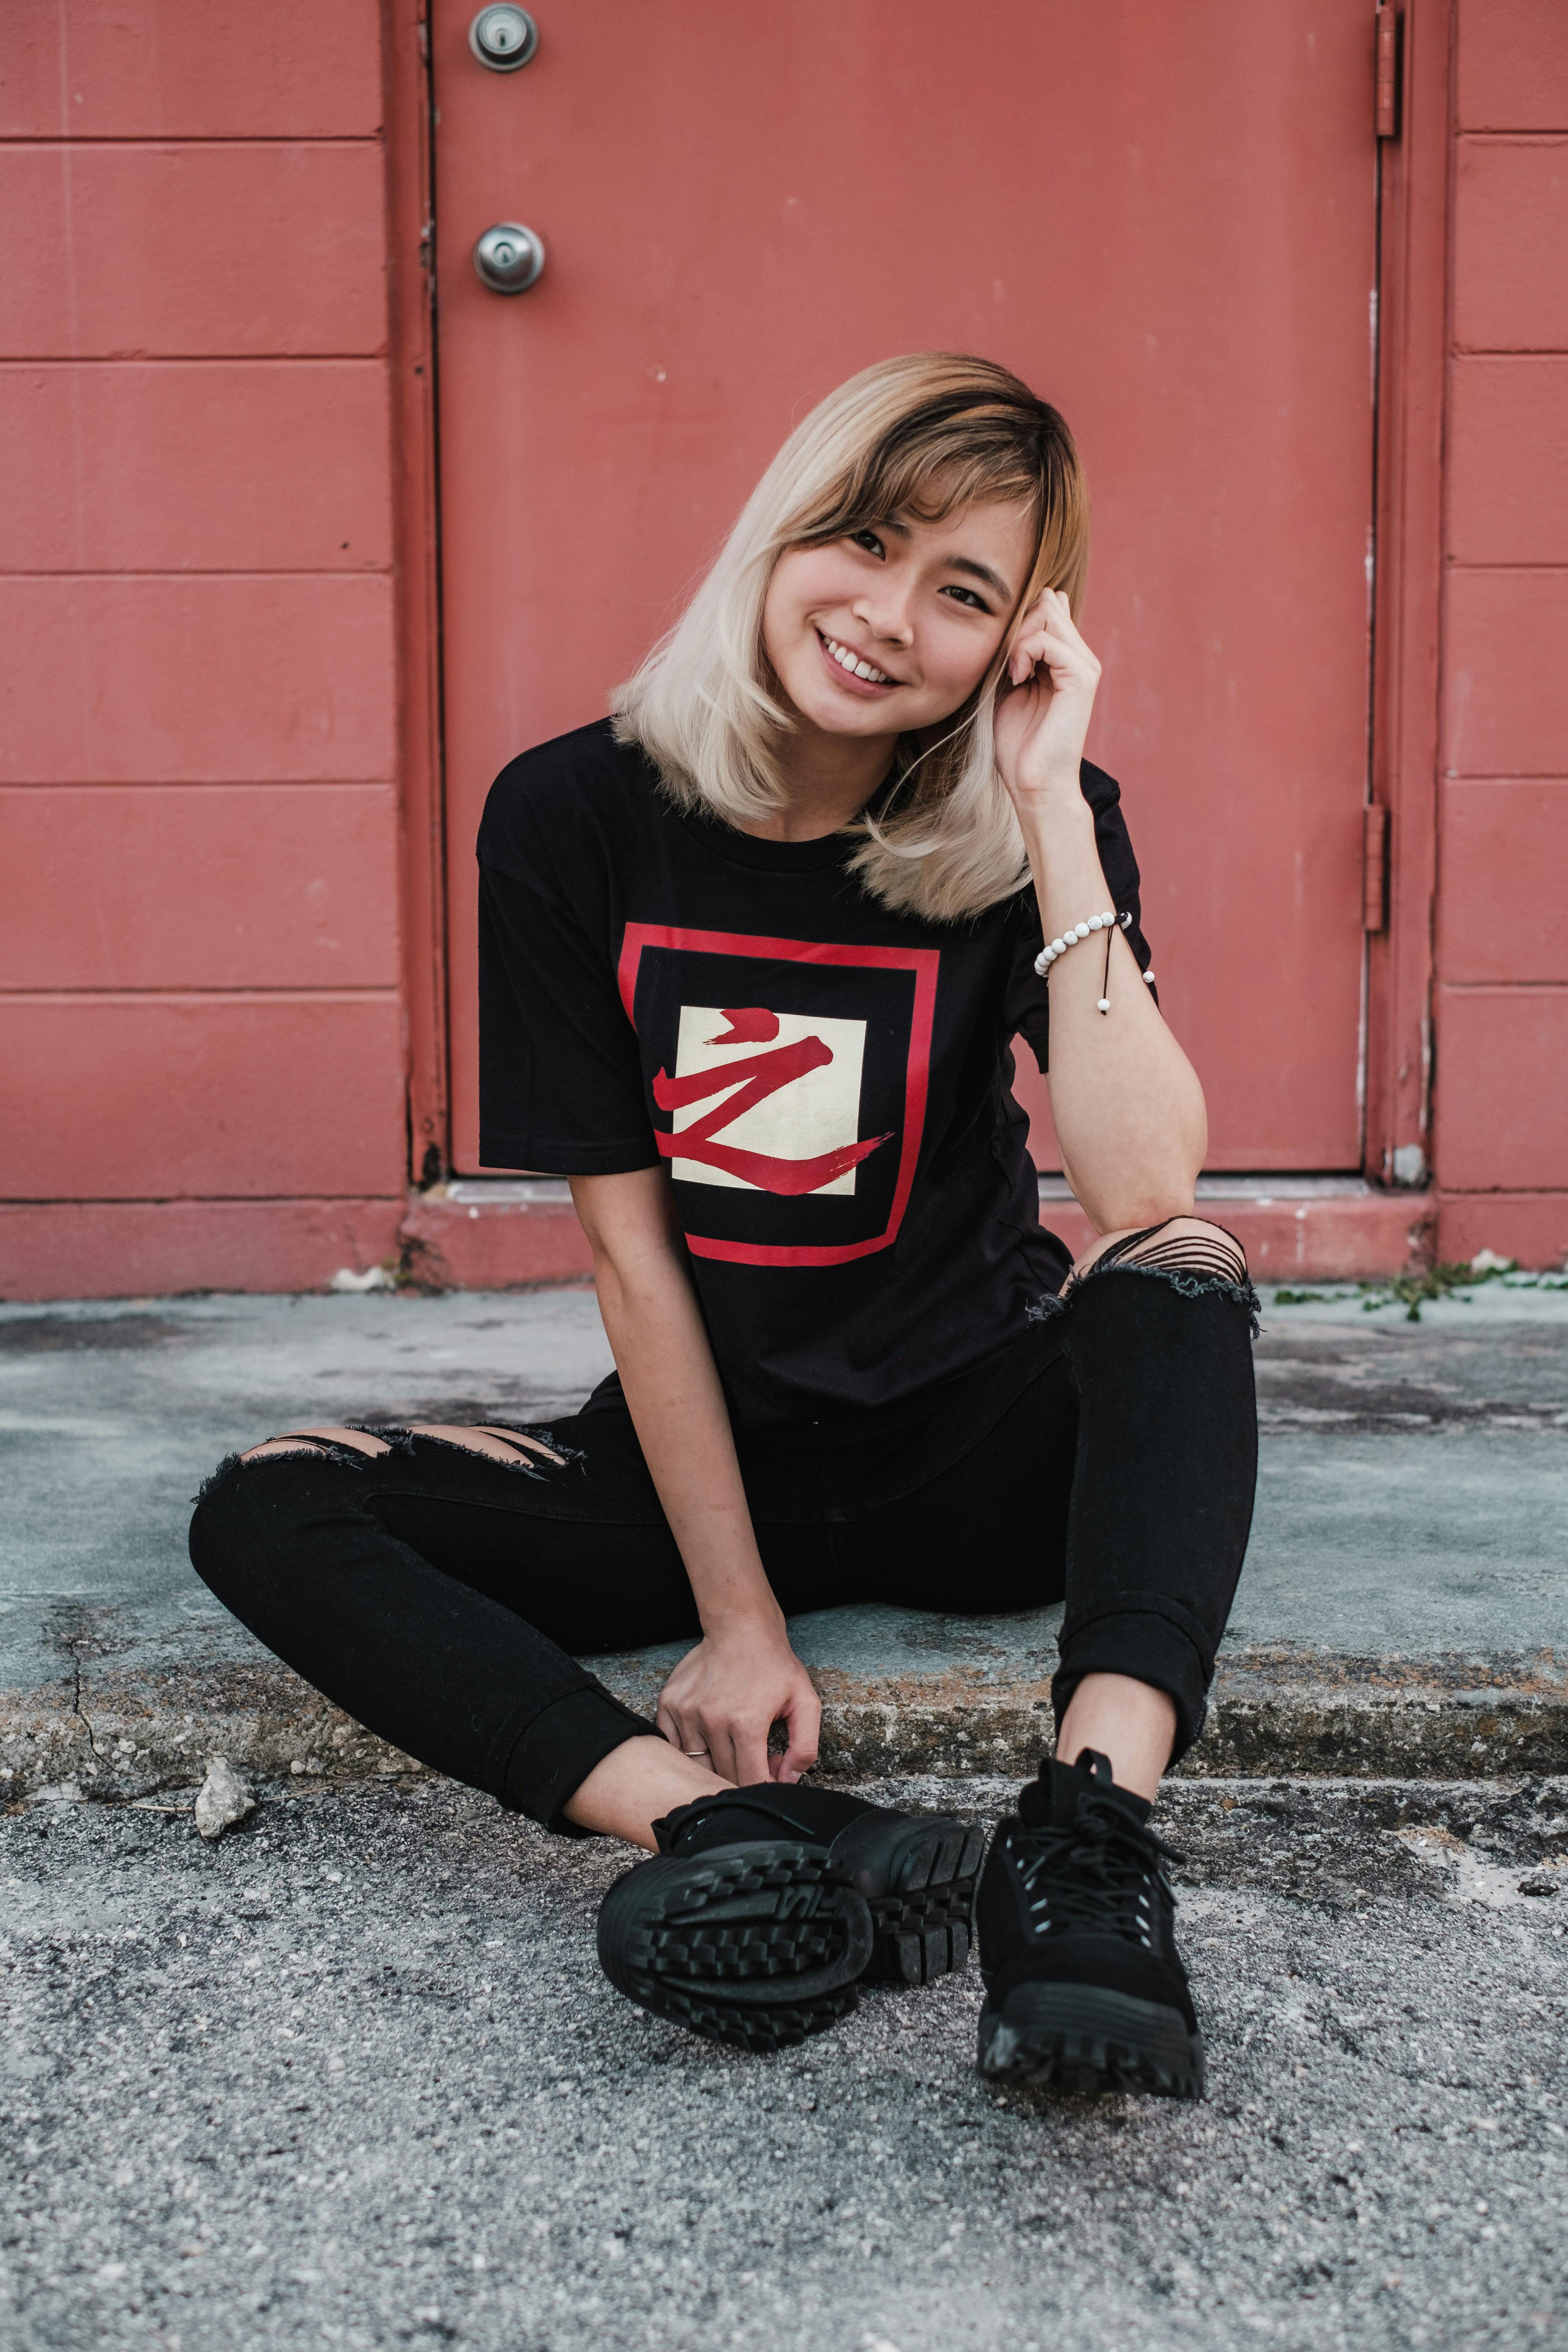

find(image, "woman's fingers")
[687,1709,771,1787]
[1010,626,1093,690]
[655,1697,690,1754]
[659,1697,728,1778]
[1010,588,1096,683]
[1009,600,1095,682]
[774,1684,822,1786]
[724,1720,770,1789]
[655,1637,820,1792]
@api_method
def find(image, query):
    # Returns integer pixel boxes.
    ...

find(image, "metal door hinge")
[1376,7,1401,140]
[1363,802,1390,932]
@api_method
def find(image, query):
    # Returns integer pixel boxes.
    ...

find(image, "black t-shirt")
[477,719,1151,1430]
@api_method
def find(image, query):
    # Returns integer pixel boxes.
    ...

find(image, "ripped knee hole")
[1038,1218,1256,1328]
[1079,1216,1249,1289]
[238,1423,566,1469]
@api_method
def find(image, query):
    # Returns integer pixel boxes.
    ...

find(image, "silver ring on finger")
[684,1747,709,1758]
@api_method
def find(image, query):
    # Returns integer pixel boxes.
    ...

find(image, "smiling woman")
[191,351,1258,2102]
[615,353,1088,919]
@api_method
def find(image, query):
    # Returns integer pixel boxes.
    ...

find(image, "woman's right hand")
[656,1613,821,1788]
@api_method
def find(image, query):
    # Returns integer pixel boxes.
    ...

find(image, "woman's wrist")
[697,1589,788,1642]
[1011,774,1094,831]
[1014,795,1106,920]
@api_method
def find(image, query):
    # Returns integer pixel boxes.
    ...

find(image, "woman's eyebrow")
[879,515,1012,601]
[946,554,1013,600]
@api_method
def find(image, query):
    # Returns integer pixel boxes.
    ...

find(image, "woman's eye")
[850,529,885,559]
[940,584,989,611]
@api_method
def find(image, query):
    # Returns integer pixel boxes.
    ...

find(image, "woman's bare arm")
[994,588,1207,1233]
[1017,792,1206,1232]
[567,1167,821,1786]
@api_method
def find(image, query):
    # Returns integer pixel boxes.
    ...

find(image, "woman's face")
[760,494,1038,746]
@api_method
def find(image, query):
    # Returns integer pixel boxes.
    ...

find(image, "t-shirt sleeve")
[1006,759,1155,1076]
[477,768,659,1176]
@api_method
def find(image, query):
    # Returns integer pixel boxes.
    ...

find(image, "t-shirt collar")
[673,765,900,875]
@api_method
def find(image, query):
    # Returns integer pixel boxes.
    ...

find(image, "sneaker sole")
[856,1818,989,1987]
[977,1982,1205,2100]
[597,1840,874,2053]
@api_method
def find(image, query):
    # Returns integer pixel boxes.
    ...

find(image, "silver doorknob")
[472,223,546,294]
[469,5,538,70]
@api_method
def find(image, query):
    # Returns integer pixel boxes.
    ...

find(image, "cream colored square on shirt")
[669,1004,869,1194]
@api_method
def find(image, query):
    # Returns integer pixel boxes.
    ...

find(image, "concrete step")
[4,1282,1566,1804]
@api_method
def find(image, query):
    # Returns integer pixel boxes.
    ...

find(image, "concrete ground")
[5,1771,1566,2352]
[4,1281,1568,2351]
[3,1280,1567,1795]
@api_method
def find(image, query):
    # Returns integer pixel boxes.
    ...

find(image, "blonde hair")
[612,352,1088,922]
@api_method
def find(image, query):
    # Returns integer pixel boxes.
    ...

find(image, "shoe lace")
[1009,1795,1184,1947]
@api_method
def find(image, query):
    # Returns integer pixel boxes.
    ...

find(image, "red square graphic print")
[617,924,939,1267]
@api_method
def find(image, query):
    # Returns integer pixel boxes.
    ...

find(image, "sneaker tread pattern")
[598,1842,871,2052]
[861,1821,988,1986]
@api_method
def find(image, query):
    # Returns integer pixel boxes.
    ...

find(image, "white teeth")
[824,634,891,685]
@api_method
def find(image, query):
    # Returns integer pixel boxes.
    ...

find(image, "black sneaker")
[596,1783,985,2051]
[975,1750,1204,2099]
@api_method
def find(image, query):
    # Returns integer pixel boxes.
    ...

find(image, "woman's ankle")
[1056,1673,1176,1804]
[563,1735,731,1850]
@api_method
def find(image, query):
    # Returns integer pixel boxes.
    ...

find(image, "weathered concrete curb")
[5,1643,1564,1806]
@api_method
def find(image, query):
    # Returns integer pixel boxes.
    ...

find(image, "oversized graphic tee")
[477,721,1150,1428]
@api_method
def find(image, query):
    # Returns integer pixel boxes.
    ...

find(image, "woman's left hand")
[992,586,1102,807]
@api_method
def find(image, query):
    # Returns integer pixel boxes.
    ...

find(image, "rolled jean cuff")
[491,1679,662,1835]
[1052,1596,1216,1767]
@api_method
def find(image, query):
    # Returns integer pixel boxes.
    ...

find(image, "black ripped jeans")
[189,1254,1258,1832]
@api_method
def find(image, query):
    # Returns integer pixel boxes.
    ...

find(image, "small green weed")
[1361,1261,1502,1322]
[1272,1257,1568,1323]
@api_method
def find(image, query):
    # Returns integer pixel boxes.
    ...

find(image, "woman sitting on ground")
[191,352,1258,2099]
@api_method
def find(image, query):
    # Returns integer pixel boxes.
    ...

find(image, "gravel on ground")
[4,1771,1567,2352]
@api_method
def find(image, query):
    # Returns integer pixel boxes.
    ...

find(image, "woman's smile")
[815,628,902,693]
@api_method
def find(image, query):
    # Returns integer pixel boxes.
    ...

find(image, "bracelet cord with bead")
[1034,908,1116,1013]
[1033,908,1158,1015]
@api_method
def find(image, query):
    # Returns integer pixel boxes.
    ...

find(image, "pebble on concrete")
[193,1754,255,1840]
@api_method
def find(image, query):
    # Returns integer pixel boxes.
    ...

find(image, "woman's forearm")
[567,1171,781,1633]
[991,588,1206,1236]
[1018,792,1207,1234]
[569,1170,820,1787]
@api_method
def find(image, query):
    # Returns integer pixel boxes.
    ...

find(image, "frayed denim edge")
[1027,1260,1262,1338]
[478,1421,587,1474]
[192,1450,245,1507]
[345,1422,417,1457]
[192,1420,588,1506]
[190,1435,372,1506]
[353,1423,586,1479]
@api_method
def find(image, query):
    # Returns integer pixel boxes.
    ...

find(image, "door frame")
[385,0,450,1184]
[390,0,1453,1195]
[1366,0,1452,1192]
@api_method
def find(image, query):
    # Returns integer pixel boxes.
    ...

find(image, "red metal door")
[432,0,1377,1175]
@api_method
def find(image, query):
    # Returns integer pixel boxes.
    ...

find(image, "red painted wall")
[4,2,1566,1297]
[0,0,407,1294]
[1437,0,1568,1268]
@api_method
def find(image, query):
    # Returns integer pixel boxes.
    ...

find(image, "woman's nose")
[851,589,915,647]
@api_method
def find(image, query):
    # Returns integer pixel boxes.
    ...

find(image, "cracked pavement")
[4,1773,1568,2352]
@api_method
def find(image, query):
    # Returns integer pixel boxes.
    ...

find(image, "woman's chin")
[788,683,902,740]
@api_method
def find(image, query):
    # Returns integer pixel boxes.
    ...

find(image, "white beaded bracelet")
[1035,909,1117,1012]
[1034,910,1118,978]
[1034,908,1157,1015]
